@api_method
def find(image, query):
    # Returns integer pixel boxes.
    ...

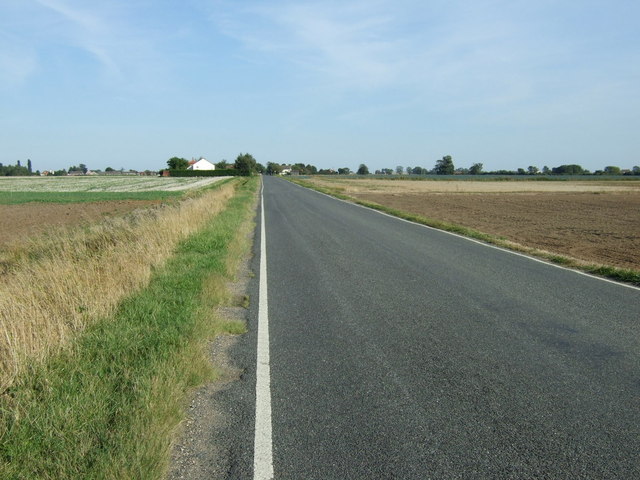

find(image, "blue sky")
[1,0,639,173]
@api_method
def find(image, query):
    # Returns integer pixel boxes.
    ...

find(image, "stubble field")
[302,177,640,272]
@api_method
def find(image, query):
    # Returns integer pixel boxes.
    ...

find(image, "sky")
[1,0,639,173]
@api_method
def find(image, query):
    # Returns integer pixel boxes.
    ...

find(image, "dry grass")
[0,180,238,391]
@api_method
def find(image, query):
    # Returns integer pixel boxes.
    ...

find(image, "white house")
[188,158,216,171]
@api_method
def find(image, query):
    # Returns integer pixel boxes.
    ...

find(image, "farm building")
[188,158,216,171]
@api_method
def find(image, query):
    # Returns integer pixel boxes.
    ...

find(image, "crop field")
[299,176,640,273]
[0,175,225,192]
[0,176,229,247]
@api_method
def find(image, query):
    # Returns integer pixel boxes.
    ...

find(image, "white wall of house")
[189,159,216,170]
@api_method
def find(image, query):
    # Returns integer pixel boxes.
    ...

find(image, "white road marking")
[254,181,274,480]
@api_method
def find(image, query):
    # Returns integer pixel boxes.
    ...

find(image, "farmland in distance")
[0,176,228,246]
[0,175,225,193]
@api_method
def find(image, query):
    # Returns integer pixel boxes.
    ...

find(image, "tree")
[357,164,369,175]
[603,165,621,175]
[167,157,189,170]
[234,153,257,176]
[542,165,550,174]
[469,163,483,175]
[0,161,30,176]
[552,164,584,175]
[633,166,640,175]
[79,163,88,174]
[338,167,351,175]
[266,162,282,175]
[527,165,539,175]
[396,165,404,175]
[105,167,115,172]
[434,155,454,175]
[27,159,32,174]
[217,159,229,169]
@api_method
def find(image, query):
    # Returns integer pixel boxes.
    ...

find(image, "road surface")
[222,176,640,479]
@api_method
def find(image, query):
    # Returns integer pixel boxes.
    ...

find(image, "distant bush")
[167,169,240,177]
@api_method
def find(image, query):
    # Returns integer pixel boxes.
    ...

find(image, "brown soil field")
[0,200,162,247]
[309,177,640,194]
[304,178,640,271]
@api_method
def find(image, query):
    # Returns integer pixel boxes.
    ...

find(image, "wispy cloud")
[206,0,640,116]
[34,0,131,80]
[0,34,38,87]
[0,0,177,90]
[207,1,406,90]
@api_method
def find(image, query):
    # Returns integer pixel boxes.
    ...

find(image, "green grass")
[288,178,640,286]
[0,191,184,205]
[0,177,259,479]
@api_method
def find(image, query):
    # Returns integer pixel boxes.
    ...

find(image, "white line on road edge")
[254,181,274,480]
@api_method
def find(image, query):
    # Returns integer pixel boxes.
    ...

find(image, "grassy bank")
[288,178,640,286]
[0,178,240,389]
[0,176,259,478]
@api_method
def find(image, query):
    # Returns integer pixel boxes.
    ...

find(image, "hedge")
[165,169,241,177]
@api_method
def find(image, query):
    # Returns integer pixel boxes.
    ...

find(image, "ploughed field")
[0,176,226,246]
[0,200,164,246]
[304,177,640,271]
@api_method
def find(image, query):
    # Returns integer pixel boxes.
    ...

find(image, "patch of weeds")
[240,294,250,309]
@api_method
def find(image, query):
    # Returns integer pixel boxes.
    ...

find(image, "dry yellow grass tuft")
[0,181,237,390]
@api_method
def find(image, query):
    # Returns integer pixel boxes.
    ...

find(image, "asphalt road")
[229,176,640,479]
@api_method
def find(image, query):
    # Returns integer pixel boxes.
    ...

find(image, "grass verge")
[0,176,259,479]
[0,179,236,390]
[288,178,640,286]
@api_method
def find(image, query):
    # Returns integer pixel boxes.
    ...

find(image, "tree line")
[0,160,157,176]
[5,154,639,178]
[0,159,36,176]
[265,155,640,177]
[166,153,261,176]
